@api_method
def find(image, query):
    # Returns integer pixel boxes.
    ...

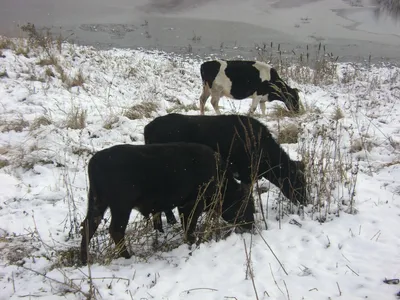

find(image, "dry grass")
[37,56,58,67]
[15,46,30,58]
[66,107,87,129]
[45,67,55,77]
[269,104,306,119]
[0,159,9,169]
[30,116,53,131]
[277,123,299,144]
[0,37,14,49]
[103,116,119,130]
[166,102,198,113]
[123,101,159,120]
[20,23,57,57]
[0,70,8,78]
[298,120,358,221]
[0,118,30,133]
[17,22,83,89]
[69,70,85,88]
[350,137,374,153]
[331,106,345,121]
[256,42,339,86]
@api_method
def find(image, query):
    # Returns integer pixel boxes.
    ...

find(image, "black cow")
[80,142,254,264]
[144,114,307,229]
[199,60,301,115]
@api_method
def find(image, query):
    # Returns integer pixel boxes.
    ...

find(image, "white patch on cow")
[212,60,233,98]
[253,61,272,81]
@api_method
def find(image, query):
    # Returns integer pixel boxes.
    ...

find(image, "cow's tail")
[80,158,106,264]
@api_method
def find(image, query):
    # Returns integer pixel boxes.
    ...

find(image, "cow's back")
[88,142,219,215]
[144,114,268,180]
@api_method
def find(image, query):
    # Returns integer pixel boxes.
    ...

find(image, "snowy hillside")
[0,35,400,300]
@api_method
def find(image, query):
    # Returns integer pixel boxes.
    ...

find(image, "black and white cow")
[144,113,307,232]
[199,60,301,115]
[80,142,254,265]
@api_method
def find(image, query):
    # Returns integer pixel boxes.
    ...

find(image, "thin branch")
[20,266,90,298]
[256,227,289,275]
[243,238,260,300]
[283,280,291,300]
[181,287,218,294]
[336,281,342,296]
[269,263,284,295]
[346,264,359,276]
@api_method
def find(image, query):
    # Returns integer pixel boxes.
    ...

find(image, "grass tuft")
[331,106,345,121]
[277,123,299,144]
[30,116,53,131]
[0,118,29,133]
[0,159,9,169]
[69,69,85,88]
[166,102,198,113]
[123,101,159,120]
[66,107,87,129]
[103,116,119,130]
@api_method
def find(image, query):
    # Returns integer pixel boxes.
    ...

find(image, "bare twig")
[336,281,342,296]
[283,280,290,300]
[370,230,381,241]
[12,271,16,293]
[181,287,218,294]
[20,266,90,298]
[269,263,285,296]
[256,227,288,275]
[243,238,260,300]
[346,264,360,276]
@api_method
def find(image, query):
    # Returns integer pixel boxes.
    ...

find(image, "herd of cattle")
[80,60,306,264]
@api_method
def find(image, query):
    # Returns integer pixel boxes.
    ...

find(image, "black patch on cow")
[200,61,220,88]
[223,61,264,99]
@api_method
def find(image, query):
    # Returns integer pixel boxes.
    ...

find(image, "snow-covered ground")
[0,37,400,299]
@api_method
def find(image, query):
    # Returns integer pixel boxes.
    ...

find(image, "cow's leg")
[248,96,262,115]
[210,91,222,115]
[178,200,204,245]
[260,100,267,116]
[152,212,164,233]
[80,191,108,265]
[152,210,177,233]
[109,209,132,259]
[165,209,178,225]
[199,83,211,115]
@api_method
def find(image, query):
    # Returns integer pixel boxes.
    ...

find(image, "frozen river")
[0,0,399,63]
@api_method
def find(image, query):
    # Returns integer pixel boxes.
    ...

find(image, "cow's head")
[262,81,301,113]
[281,159,308,205]
[220,177,255,231]
[285,87,301,112]
[275,81,301,113]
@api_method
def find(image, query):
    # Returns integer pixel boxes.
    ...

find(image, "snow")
[0,37,400,299]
